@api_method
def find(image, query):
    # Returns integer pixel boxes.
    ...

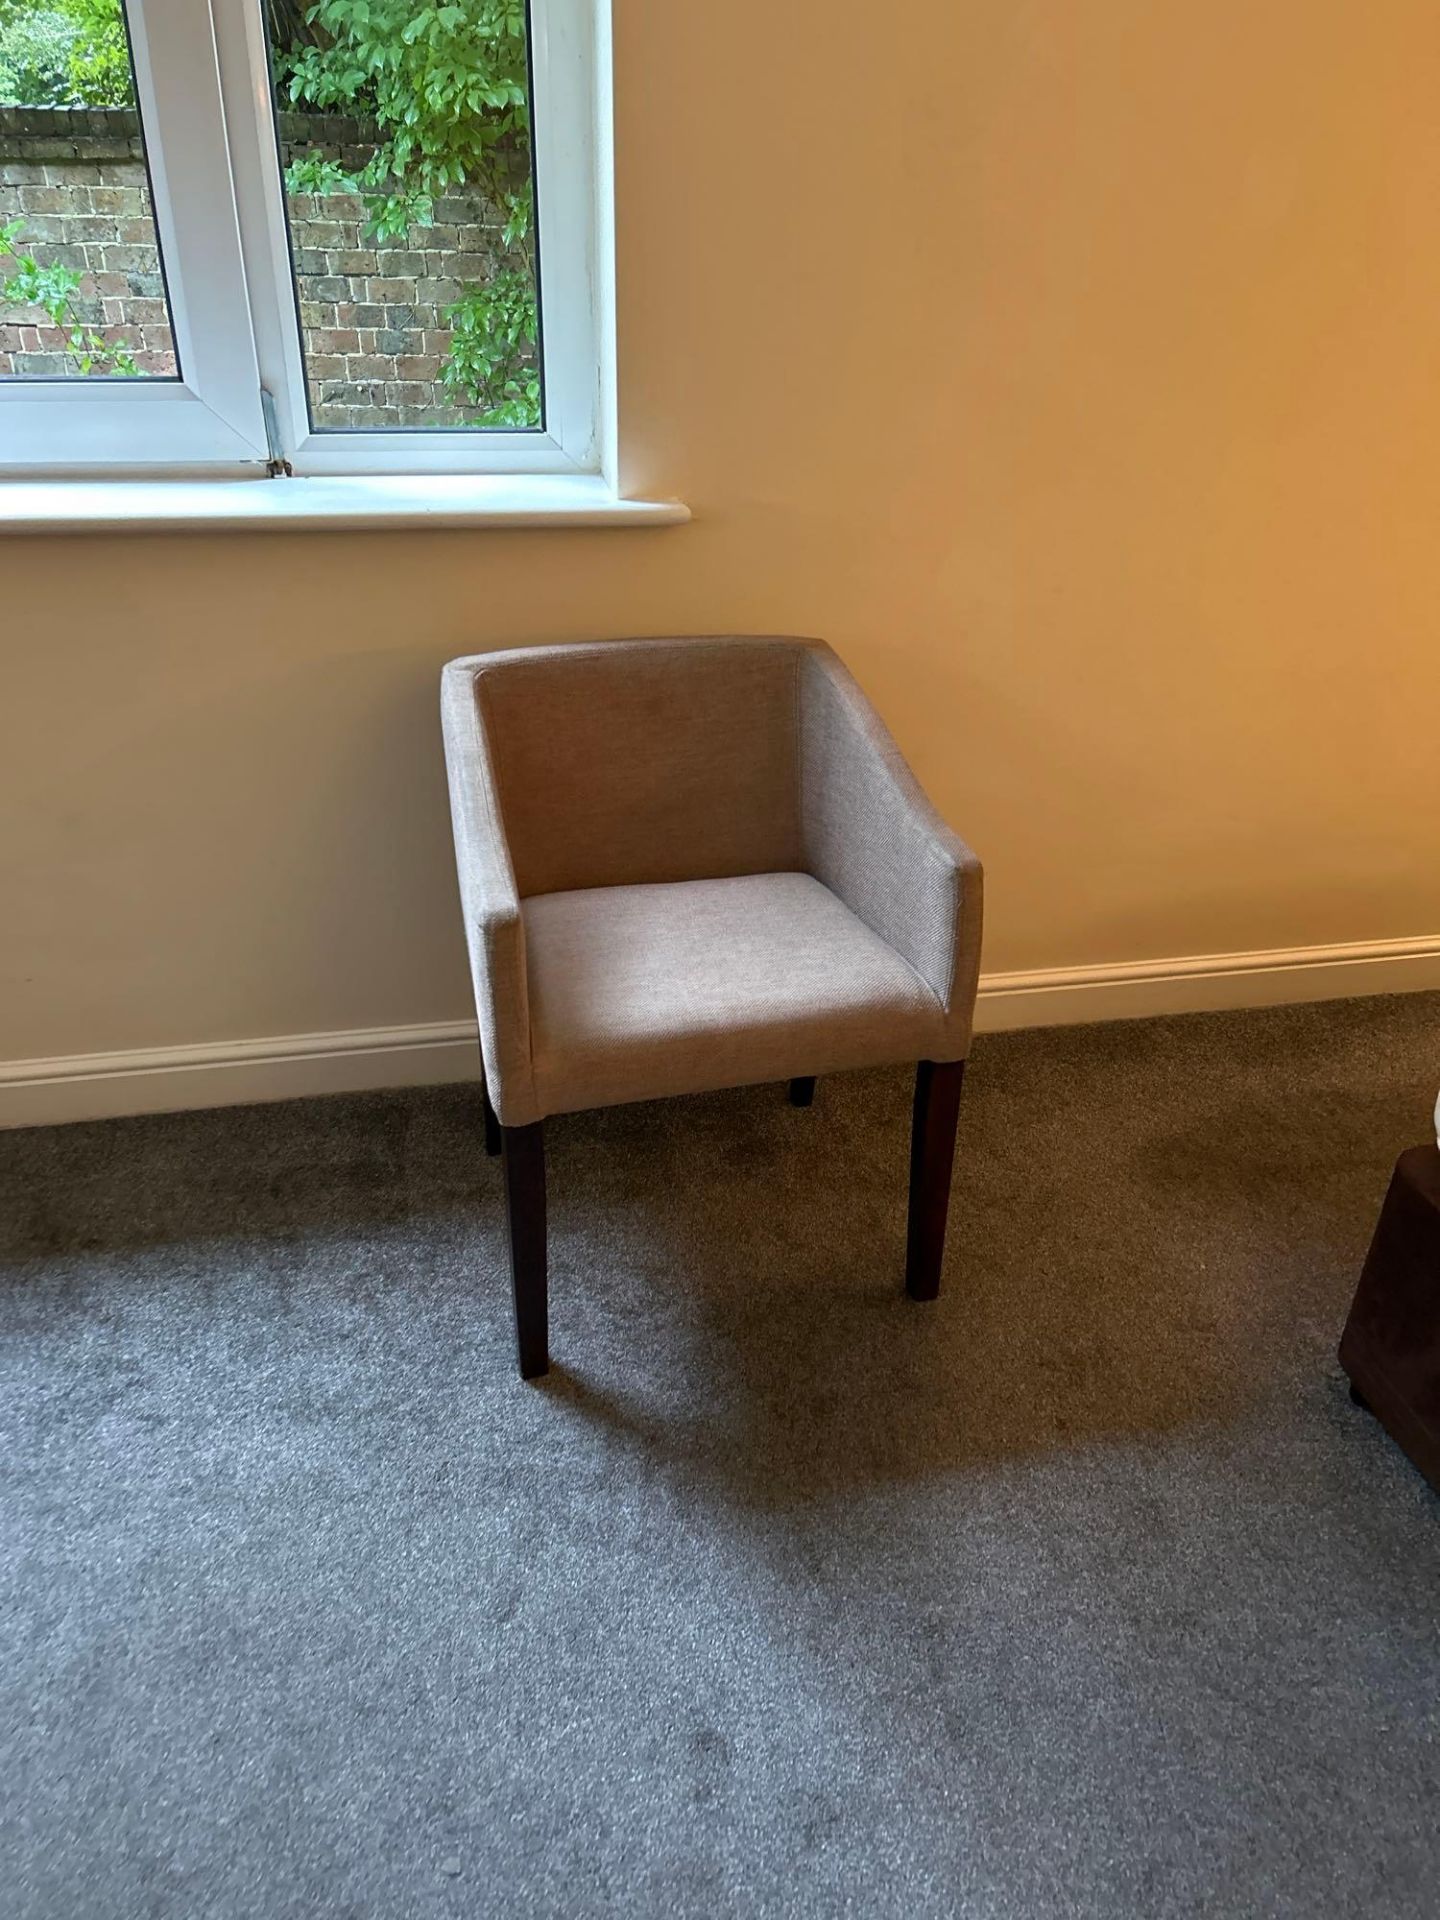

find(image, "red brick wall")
[0,106,514,428]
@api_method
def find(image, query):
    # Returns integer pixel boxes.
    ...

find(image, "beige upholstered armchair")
[441,636,983,1378]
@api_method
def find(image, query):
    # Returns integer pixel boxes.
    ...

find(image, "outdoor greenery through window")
[0,1,540,424]
[0,0,596,476]
[266,2,542,431]
[0,0,178,379]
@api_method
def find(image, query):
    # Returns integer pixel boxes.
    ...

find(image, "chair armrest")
[440,661,537,1124]
[797,644,983,1056]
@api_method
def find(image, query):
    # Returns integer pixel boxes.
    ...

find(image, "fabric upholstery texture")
[524,873,949,1116]
[441,636,983,1125]
[472,639,804,896]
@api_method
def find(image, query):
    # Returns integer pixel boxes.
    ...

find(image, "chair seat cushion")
[522,872,949,1116]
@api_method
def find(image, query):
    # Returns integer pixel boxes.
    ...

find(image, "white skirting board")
[3,932,1438,1131]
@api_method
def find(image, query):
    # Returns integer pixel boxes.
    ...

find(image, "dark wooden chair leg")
[482,1086,501,1158]
[500,1120,548,1379]
[788,1076,816,1107]
[905,1059,966,1301]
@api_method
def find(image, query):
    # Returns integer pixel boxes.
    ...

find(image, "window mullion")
[125,0,268,458]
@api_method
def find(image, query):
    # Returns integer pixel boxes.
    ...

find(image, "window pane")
[264,1,542,432]
[0,0,178,380]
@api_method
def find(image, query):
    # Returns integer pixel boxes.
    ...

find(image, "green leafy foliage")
[277,1,538,425]
[0,7,76,106]
[1,214,139,375]
[60,0,129,106]
[440,266,537,426]
[0,4,136,369]
[0,0,132,108]
[281,0,529,238]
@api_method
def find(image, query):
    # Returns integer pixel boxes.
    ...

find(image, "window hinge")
[261,388,292,477]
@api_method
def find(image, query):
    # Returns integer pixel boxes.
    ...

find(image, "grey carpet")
[3,994,1439,1920]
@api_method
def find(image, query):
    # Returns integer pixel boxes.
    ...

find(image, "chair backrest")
[469,636,809,898]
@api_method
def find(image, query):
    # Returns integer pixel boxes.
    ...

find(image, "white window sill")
[0,472,691,534]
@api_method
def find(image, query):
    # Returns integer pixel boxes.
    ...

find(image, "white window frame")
[0,0,270,472]
[1,0,609,483]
